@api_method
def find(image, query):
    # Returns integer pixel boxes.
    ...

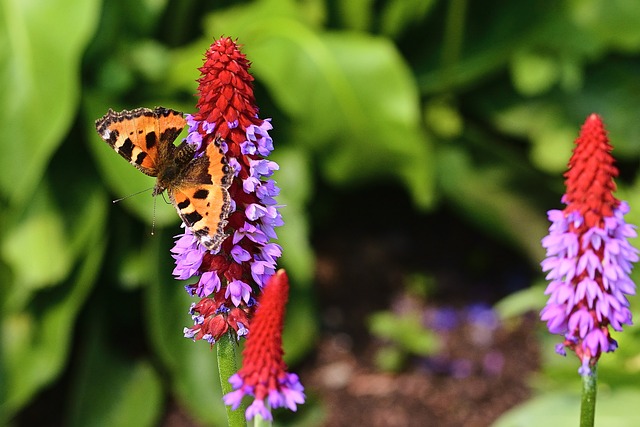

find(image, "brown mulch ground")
[301,315,538,427]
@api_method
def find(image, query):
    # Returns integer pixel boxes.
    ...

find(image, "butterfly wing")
[95,107,186,177]
[169,139,233,252]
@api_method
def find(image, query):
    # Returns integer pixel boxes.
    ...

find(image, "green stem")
[580,364,597,427]
[217,332,247,427]
[440,0,467,94]
[254,413,272,427]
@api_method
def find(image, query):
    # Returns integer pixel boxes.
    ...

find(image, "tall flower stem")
[440,0,466,92]
[216,333,247,427]
[580,365,597,427]
[254,414,270,427]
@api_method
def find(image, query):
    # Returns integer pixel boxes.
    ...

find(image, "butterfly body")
[95,107,233,252]
[152,140,196,195]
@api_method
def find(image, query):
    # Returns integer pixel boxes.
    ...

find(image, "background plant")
[3,0,640,425]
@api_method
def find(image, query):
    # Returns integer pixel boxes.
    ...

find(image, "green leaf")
[570,61,640,158]
[492,389,640,427]
[379,0,436,37]
[1,179,108,308]
[2,190,72,293]
[510,49,560,96]
[68,319,163,427]
[128,39,172,83]
[0,173,107,420]
[492,102,576,174]
[374,346,406,372]
[490,60,640,176]
[272,147,314,285]
[491,391,581,426]
[271,148,318,363]
[313,34,435,209]
[416,1,556,94]
[424,98,464,139]
[0,216,106,421]
[283,295,318,363]
[74,362,162,427]
[166,41,206,93]
[0,0,100,208]
[568,0,640,52]
[197,1,435,209]
[494,282,547,319]
[369,311,439,356]
[335,0,374,31]
[436,146,548,265]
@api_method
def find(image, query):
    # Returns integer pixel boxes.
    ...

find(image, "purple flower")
[197,271,221,297]
[171,230,206,279]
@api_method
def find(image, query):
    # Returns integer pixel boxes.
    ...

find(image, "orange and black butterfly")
[95,107,233,251]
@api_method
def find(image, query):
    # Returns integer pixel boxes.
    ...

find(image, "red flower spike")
[194,37,261,145]
[175,36,283,342]
[223,270,305,420]
[563,114,619,228]
[241,270,289,371]
[541,114,639,376]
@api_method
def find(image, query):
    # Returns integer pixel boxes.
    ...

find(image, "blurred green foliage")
[3,0,640,425]
[369,310,441,372]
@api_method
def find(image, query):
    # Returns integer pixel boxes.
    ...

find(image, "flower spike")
[540,114,638,375]
[173,37,283,342]
[223,270,305,420]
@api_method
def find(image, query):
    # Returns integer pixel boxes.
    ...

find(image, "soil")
[301,319,538,427]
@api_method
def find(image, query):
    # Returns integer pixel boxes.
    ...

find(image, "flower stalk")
[217,333,247,427]
[580,366,597,427]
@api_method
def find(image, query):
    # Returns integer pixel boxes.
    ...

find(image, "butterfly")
[95,106,233,252]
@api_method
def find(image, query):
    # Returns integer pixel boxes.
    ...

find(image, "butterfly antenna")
[112,187,154,204]
[151,194,157,236]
